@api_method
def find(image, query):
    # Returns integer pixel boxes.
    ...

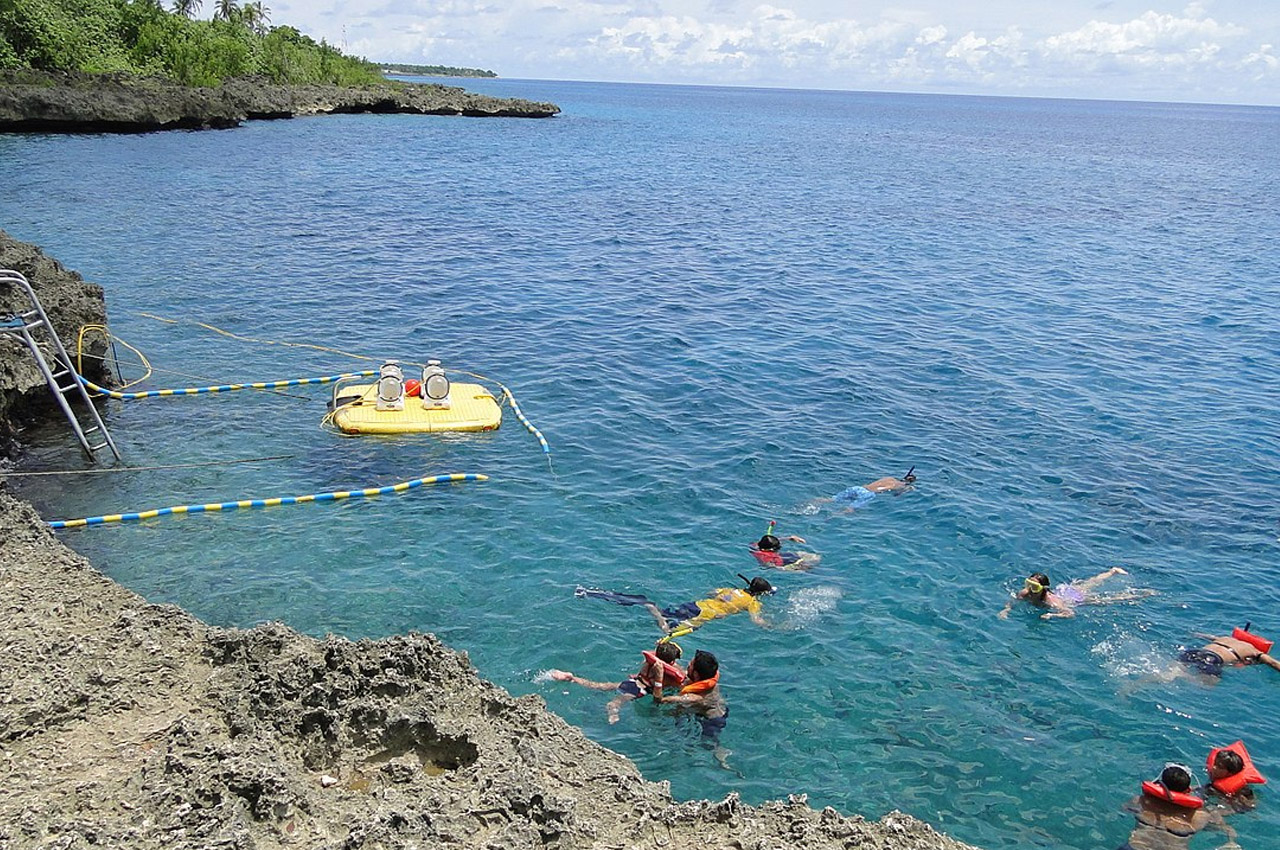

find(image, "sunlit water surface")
[3,79,1279,850]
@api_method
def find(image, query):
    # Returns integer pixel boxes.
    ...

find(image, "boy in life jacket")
[1119,763,1236,850]
[1204,741,1266,813]
[749,520,820,571]
[549,640,685,724]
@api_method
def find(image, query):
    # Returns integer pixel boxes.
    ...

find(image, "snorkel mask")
[1024,577,1048,594]
[903,465,917,483]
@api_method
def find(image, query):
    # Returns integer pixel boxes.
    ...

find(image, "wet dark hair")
[1214,750,1245,775]
[1161,765,1193,793]
[748,576,774,596]
[655,641,682,663]
[757,534,782,552]
[689,649,718,680]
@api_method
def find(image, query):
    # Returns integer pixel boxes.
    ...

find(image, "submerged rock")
[0,70,560,133]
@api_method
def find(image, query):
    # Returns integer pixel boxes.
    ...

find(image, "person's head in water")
[655,640,682,664]
[757,534,782,552]
[1024,572,1051,600]
[1160,764,1194,793]
[689,649,718,681]
[1210,750,1245,781]
[903,467,917,484]
[747,576,774,596]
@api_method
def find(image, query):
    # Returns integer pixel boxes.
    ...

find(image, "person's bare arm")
[1259,652,1280,672]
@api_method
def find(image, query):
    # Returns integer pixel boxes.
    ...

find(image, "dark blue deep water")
[3,79,1279,850]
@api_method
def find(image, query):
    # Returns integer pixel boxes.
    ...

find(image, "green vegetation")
[0,0,384,86]
[379,62,496,78]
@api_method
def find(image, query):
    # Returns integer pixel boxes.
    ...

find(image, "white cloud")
[1041,8,1245,68]
[275,0,1280,104]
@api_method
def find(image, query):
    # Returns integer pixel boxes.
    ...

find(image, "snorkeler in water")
[575,575,774,637]
[749,520,820,571]
[998,567,1155,620]
[1164,624,1280,682]
[810,467,917,511]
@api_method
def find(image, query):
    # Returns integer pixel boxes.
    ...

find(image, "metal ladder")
[0,269,121,461]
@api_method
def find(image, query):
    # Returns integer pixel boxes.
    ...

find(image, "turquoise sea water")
[3,80,1279,849]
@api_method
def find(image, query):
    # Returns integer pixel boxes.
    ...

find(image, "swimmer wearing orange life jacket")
[1203,741,1266,813]
[550,640,685,724]
[655,649,728,738]
[1174,623,1280,680]
[1118,764,1236,850]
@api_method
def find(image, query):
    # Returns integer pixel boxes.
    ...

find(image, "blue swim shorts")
[700,709,729,740]
[617,677,649,698]
[832,486,877,507]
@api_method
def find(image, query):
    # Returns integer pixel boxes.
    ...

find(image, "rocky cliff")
[0,71,559,133]
[0,231,111,449]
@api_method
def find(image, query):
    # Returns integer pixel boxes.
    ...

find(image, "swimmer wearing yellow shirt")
[575,574,774,636]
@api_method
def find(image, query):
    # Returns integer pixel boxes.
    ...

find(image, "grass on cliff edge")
[0,0,384,87]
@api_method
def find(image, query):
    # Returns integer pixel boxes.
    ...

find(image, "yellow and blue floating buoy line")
[78,371,376,400]
[47,472,488,529]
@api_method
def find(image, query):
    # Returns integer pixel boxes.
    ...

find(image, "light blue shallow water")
[3,79,1280,849]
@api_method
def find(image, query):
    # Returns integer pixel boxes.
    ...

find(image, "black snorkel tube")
[903,465,916,481]
[737,573,751,588]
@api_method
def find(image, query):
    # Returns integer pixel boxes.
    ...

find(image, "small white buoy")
[320,774,340,788]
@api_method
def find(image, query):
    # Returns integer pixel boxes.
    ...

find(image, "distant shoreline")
[0,70,558,134]
[380,64,498,79]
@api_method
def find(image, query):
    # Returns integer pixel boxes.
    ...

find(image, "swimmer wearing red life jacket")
[1174,623,1280,681]
[1204,740,1266,813]
[549,640,685,725]
[1118,764,1236,850]
[749,520,820,571]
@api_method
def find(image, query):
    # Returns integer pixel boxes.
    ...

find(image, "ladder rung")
[83,425,102,435]
[51,369,71,380]
[88,443,110,452]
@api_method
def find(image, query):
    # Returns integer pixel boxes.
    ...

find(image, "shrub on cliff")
[0,0,383,85]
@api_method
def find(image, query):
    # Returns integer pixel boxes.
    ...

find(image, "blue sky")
[271,1,1280,105]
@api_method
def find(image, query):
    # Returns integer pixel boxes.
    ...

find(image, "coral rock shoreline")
[0,70,559,133]
[0,241,981,849]
[0,491,982,850]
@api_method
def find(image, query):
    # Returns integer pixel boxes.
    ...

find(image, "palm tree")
[241,1,270,34]
[212,0,239,21]
[170,0,201,18]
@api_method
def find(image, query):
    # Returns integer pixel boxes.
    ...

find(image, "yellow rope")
[137,312,390,365]
[76,325,152,389]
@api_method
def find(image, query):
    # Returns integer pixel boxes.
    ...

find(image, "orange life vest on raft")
[1232,627,1274,654]
[1208,741,1267,796]
[679,671,720,695]
[1141,781,1204,809]
[640,651,685,688]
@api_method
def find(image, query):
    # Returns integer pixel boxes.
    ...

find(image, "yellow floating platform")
[331,382,502,434]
